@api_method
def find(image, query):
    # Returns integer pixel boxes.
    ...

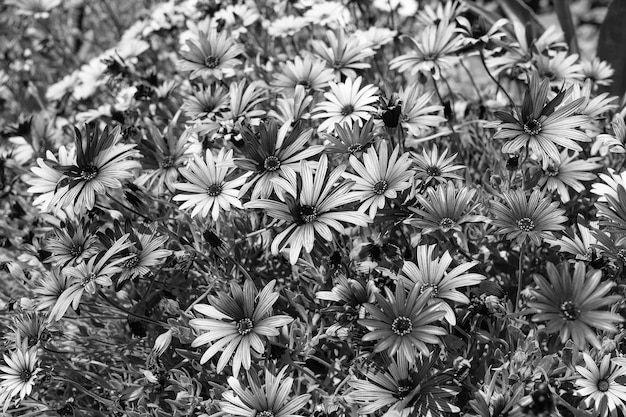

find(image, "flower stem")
[516,243,526,311]
[478,48,516,109]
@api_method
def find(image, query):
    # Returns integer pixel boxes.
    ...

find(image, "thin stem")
[431,77,457,138]
[516,242,526,312]
[459,60,483,101]
[478,49,516,108]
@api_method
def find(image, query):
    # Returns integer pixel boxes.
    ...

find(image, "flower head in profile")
[25,145,75,214]
[237,120,323,199]
[178,28,244,80]
[399,84,446,137]
[490,189,567,246]
[581,57,614,88]
[594,115,626,156]
[359,280,447,359]
[342,141,413,218]
[408,182,487,234]
[246,154,370,265]
[348,351,460,416]
[537,151,602,203]
[189,279,293,376]
[53,124,141,214]
[527,262,624,350]
[0,340,41,412]
[311,29,376,79]
[493,73,590,168]
[575,353,626,417]
[545,215,598,262]
[220,367,311,416]
[323,117,378,157]
[180,83,229,120]
[313,76,379,133]
[173,148,247,220]
[272,55,334,93]
[400,245,485,325]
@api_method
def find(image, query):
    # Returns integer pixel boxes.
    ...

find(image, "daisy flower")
[54,124,141,214]
[33,268,72,313]
[537,151,602,203]
[238,120,323,199]
[581,57,614,88]
[45,218,100,268]
[390,20,464,79]
[272,55,334,93]
[591,169,626,202]
[220,367,310,416]
[575,353,626,417]
[269,85,314,124]
[407,182,487,234]
[348,352,460,416]
[399,84,446,137]
[372,0,419,18]
[0,340,41,412]
[180,83,229,120]
[594,115,626,155]
[177,28,244,80]
[493,73,590,168]
[173,148,247,221]
[304,1,352,28]
[527,262,624,350]
[534,51,583,87]
[545,216,598,262]
[359,280,447,359]
[25,145,75,214]
[189,279,293,376]
[595,184,626,235]
[312,76,379,133]
[354,26,397,50]
[592,229,626,271]
[245,154,370,265]
[311,30,376,79]
[267,15,310,38]
[412,145,465,187]
[342,141,413,218]
[323,117,378,157]
[400,244,485,325]
[490,189,567,246]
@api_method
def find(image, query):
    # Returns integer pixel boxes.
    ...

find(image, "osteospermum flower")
[313,76,379,133]
[178,28,244,80]
[493,73,590,168]
[45,218,100,268]
[0,341,41,412]
[490,189,567,246]
[180,83,229,120]
[407,182,487,234]
[399,84,446,137]
[311,30,376,79]
[575,353,626,417]
[412,145,465,187]
[581,57,614,88]
[534,51,583,87]
[324,117,378,157]
[359,280,447,359]
[220,367,311,416]
[189,279,293,376]
[594,115,626,155]
[342,142,413,218]
[545,216,598,262]
[53,124,141,214]
[173,148,247,220]
[400,244,485,325]
[537,151,602,203]
[245,154,370,265]
[272,55,334,93]
[25,145,75,214]
[527,262,624,350]
[348,352,460,416]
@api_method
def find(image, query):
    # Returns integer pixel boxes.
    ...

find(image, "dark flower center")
[70,243,83,258]
[544,165,559,177]
[373,180,388,195]
[523,119,542,135]
[617,248,626,264]
[597,379,610,392]
[160,156,175,169]
[439,217,455,231]
[236,317,254,335]
[204,55,220,68]
[20,369,32,382]
[347,143,363,154]
[543,70,556,80]
[80,165,99,181]
[299,205,318,223]
[122,254,139,269]
[296,79,311,89]
[420,283,439,297]
[391,316,413,336]
[207,183,223,196]
[81,272,97,287]
[257,411,275,417]
[426,166,441,177]
[341,104,354,116]
[396,382,413,399]
[517,217,535,232]
[264,155,281,172]
[559,300,581,321]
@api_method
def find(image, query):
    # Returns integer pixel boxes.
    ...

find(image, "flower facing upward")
[400,245,485,325]
[575,353,626,417]
[190,279,293,376]
[537,151,602,203]
[0,340,41,412]
[323,117,378,157]
[490,189,567,246]
[342,142,413,218]
[493,73,590,168]
[220,367,311,416]
[313,76,379,133]
[245,154,370,265]
[45,218,100,268]
[173,148,247,220]
[527,262,624,350]
[399,85,446,137]
[177,28,244,80]
[412,145,465,187]
[359,280,447,359]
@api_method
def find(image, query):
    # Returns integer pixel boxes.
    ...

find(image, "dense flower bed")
[1,0,625,416]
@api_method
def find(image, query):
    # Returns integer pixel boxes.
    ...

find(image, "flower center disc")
[160,156,175,169]
[236,317,254,335]
[391,316,413,336]
[439,217,455,231]
[341,104,354,116]
[420,283,439,297]
[347,143,363,154]
[559,300,581,321]
[517,217,535,232]
[296,79,311,89]
[257,411,275,417]
[204,55,220,68]
[264,155,281,172]
[80,165,99,181]
[207,183,223,197]
[426,166,441,177]
[70,243,84,258]
[299,205,318,223]
[20,369,32,382]
[545,165,559,177]
[597,379,610,392]
[373,180,388,195]
[524,119,542,135]
[122,254,139,269]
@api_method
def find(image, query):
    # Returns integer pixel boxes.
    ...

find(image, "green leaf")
[554,0,579,54]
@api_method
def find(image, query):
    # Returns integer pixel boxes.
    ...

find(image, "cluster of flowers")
[1,0,626,416]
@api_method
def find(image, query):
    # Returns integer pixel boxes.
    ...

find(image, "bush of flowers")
[1,0,626,415]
